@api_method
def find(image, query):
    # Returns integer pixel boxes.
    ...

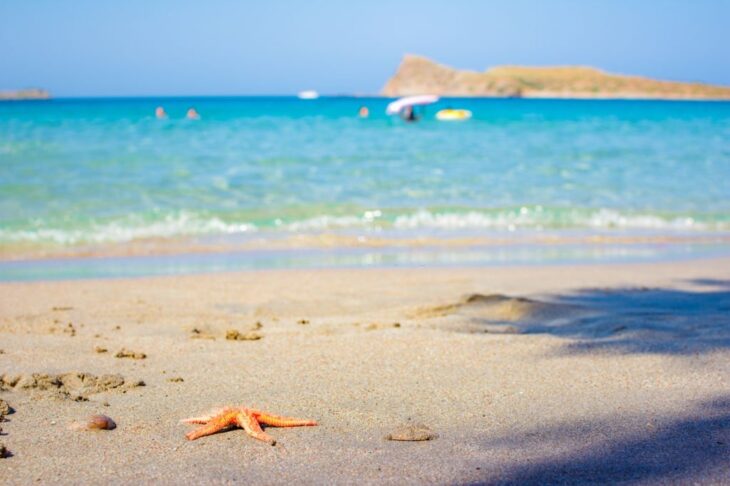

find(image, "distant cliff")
[382,55,730,99]
[0,88,51,101]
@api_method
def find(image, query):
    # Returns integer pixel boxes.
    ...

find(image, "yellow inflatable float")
[436,109,472,121]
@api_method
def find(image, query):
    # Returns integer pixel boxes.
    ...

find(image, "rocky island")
[382,54,730,99]
[0,88,51,101]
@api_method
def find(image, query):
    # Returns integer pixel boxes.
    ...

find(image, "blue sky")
[1,0,729,96]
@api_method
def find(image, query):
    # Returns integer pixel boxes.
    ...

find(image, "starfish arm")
[253,411,318,428]
[237,410,276,445]
[181,417,211,425]
[185,410,239,440]
[181,407,235,425]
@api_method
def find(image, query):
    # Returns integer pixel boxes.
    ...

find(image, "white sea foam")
[584,209,703,230]
[0,212,257,245]
[281,211,383,231]
[393,209,719,231]
[0,208,726,246]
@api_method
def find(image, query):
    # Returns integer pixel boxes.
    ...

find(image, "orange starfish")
[181,406,317,445]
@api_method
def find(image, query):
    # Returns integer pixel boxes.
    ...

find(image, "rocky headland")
[0,88,51,101]
[382,54,730,99]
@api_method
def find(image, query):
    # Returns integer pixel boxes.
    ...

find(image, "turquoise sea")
[1,97,729,279]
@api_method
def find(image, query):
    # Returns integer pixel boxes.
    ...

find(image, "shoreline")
[2,239,730,282]
[2,230,730,282]
[4,230,730,260]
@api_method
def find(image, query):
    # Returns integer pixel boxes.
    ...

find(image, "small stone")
[94,346,108,354]
[167,377,184,383]
[385,424,437,441]
[190,328,215,340]
[115,349,146,359]
[0,442,9,458]
[0,399,10,418]
[64,323,76,337]
[297,319,310,325]
[365,322,402,331]
[225,330,262,341]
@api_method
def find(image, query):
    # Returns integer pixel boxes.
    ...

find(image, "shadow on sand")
[468,396,730,485]
[423,279,730,355]
[537,278,730,355]
[420,281,730,484]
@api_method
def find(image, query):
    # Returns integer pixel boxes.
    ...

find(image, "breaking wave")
[1,207,728,246]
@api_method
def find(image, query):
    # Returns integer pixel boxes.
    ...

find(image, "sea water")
[1,97,729,279]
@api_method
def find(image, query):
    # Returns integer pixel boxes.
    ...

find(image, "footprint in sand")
[0,372,144,401]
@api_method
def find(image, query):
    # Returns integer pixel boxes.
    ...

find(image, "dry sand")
[1,258,729,485]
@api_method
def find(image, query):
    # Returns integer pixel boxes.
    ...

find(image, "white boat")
[386,94,439,115]
[298,90,319,100]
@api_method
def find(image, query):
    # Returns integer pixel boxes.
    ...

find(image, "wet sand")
[1,259,729,484]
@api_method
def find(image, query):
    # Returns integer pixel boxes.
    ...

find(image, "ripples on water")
[1,97,729,276]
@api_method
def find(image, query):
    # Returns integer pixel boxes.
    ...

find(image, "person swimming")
[155,106,168,119]
[186,107,200,120]
[400,106,418,122]
[358,106,369,118]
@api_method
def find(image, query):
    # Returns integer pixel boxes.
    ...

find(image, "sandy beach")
[4,1,730,484]
[0,258,728,484]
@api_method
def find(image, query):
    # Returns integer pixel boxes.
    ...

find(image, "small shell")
[87,414,116,430]
[70,414,116,431]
